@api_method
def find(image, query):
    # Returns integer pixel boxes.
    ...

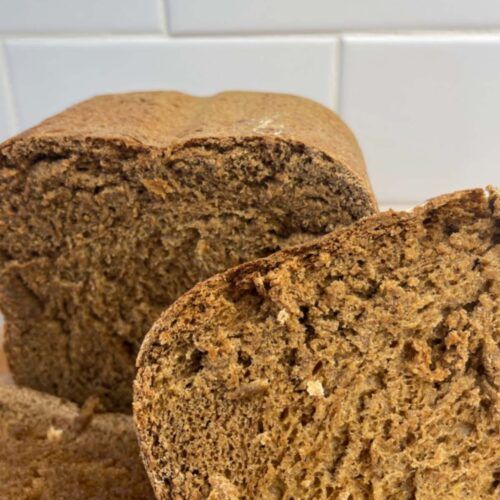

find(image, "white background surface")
[0,0,499,209]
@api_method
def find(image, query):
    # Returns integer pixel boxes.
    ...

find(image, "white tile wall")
[0,2,499,207]
[341,35,500,204]
[0,44,13,142]
[0,0,164,34]
[167,0,500,35]
[6,37,338,131]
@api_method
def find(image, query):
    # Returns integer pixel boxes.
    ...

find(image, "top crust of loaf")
[0,91,375,206]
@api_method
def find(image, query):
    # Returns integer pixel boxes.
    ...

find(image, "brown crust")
[1,91,376,208]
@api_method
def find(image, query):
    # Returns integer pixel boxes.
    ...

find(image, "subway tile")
[5,37,338,131]
[0,47,12,143]
[0,0,164,34]
[340,35,500,204]
[167,0,500,35]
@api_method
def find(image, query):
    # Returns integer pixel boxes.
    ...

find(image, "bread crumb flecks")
[277,309,290,325]
[306,380,325,397]
[257,432,271,447]
[46,425,64,442]
[407,276,420,287]
[208,474,240,499]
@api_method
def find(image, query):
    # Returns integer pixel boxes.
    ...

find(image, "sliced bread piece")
[135,188,499,499]
[0,91,376,411]
[0,384,153,499]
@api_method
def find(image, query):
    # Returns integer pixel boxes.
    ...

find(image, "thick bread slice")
[0,91,376,411]
[0,384,153,499]
[135,188,499,499]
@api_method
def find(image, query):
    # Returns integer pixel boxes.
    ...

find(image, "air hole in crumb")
[422,215,435,227]
[444,223,458,236]
[405,431,416,445]
[285,347,298,367]
[279,408,289,421]
[122,339,137,358]
[383,420,392,438]
[305,324,316,343]
[299,305,310,322]
[300,406,315,425]
[237,351,252,368]
[358,446,371,464]
[491,471,500,490]
[389,340,398,348]
[257,420,264,433]
[402,342,417,361]
[481,398,492,411]
[312,361,323,375]
[189,349,205,374]
[463,300,479,313]
[300,305,316,342]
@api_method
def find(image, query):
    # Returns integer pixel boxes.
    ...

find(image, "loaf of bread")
[0,91,377,411]
[0,384,154,499]
[135,188,499,499]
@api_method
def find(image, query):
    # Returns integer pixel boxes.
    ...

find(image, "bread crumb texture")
[0,384,154,499]
[135,188,499,499]
[0,91,376,412]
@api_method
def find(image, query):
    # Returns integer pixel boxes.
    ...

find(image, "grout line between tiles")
[167,28,500,38]
[329,36,341,111]
[157,0,170,36]
[0,32,169,39]
[336,37,344,115]
[2,30,500,40]
[0,42,19,135]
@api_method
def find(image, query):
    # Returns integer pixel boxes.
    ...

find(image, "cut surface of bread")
[135,188,499,499]
[0,91,376,411]
[0,384,154,500]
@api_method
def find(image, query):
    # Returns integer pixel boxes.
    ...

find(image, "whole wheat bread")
[0,384,154,499]
[0,91,376,411]
[135,188,499,499]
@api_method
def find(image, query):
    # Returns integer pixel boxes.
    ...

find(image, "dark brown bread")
[135,188,499,499]
[0,329,8,383]
[0,383,154,499]
[0,91,377,411]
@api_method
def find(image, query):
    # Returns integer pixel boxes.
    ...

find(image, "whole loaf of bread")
[0,91,376,411]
